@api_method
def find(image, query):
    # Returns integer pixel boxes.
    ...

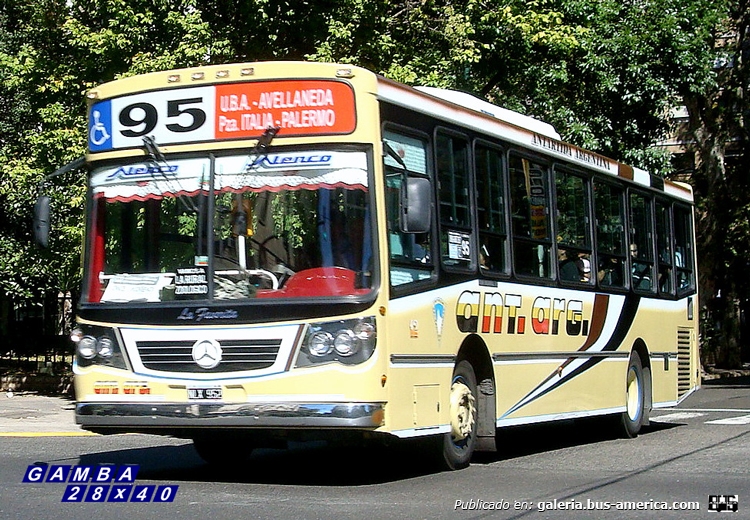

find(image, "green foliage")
[0,0,232,305]
[0,0,744,363]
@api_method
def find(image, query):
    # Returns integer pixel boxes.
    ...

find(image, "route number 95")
[89,86,216,152]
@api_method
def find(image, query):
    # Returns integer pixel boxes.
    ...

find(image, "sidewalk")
[0,393,94,436]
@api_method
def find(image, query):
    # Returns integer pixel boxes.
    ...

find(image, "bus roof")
[379,77,693,203]
[414,86,561,141]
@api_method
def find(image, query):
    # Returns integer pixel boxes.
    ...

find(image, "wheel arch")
[455,334,496,451]
[630,338,652,426]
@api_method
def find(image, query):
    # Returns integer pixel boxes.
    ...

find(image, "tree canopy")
[1,0,746,365]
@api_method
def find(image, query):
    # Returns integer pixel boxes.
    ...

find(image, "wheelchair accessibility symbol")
[88,101,112,151]
[90,110,110,145]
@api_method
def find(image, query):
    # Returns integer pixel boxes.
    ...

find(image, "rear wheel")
[441,360,478,470]
[620,351,645,438]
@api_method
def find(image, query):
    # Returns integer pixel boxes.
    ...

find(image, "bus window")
[555,169,592,284]
[594,181,626,288]
[383,129,434,287]
[674,205,695,293]
[475,143,507,274]
[629,191,655,292]
[509,154,552,278]
[436,131,472,269]
[655,200,674,295]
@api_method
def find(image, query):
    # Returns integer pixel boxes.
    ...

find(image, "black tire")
[620,351,645,438]
[193,436,253,466]
[441,360,478,470]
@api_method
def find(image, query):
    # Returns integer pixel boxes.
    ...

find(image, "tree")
[1,0,743,370]
[308,0,738,367]
[680,0,749,367]
[0,0,231,337]
[306,0,723,172]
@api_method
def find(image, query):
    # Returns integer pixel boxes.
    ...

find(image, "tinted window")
[475,144,507,274]
[509,154,551,278]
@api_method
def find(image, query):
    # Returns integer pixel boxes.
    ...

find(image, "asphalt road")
[1,377,749,519]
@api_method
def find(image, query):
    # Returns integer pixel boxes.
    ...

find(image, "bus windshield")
[85,149,373,303]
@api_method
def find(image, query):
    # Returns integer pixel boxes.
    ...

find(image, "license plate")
[187,387,222,400]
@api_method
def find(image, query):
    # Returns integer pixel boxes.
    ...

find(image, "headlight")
[77,336,97,359]
[96,337,114,358]
[70,328,84,343]
[299,317,377,367]
[333,330,357,357]
[308,331,334,357]
[72,326,127,370]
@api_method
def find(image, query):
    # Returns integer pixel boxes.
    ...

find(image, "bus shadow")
[77,439,447,485]
[702,374,750,388]
[74,418,681,485]
[473,417,680,464]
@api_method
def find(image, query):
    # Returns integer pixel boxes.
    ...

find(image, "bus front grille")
[135,339,281,373]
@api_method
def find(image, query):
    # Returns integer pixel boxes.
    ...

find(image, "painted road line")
[705,414,750,425]
[651,412,706,422]
[663,408,750,413]
[0,432,99,437]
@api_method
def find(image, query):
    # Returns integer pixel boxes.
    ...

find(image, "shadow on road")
[473,417,679,464]
[77,440,446,485]
[702,375,750,388]
[71,417,682,485]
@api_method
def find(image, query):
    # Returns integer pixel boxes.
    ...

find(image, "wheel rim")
[449,380,476,441]
[626,365,642,422]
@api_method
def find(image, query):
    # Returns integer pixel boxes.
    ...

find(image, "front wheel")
[441,360,478,470]
[620,351,645,438]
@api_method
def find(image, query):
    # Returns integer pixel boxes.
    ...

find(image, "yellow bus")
[44,61,699,469]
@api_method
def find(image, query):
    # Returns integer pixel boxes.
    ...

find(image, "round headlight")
[333,329,358,357]
[70,328,84,343]
[354,320,376,340]
[77,336,97,359]
[308,331,333,357]
[96,337,114,358]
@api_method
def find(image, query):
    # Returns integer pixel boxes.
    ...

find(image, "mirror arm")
[37,156,86,191]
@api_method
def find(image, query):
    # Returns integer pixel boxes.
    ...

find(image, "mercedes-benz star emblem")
[191,339,222,369]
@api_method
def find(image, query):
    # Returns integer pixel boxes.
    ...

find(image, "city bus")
[38,61,700,470]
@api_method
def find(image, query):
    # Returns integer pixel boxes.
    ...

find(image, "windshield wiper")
[244,126,280,172]
[142,135,200,213]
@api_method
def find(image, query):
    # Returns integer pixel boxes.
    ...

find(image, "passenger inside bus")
[558,248,584,281]
[630,243,652,290]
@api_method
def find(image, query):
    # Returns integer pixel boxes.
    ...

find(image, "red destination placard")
[215,80,356,139]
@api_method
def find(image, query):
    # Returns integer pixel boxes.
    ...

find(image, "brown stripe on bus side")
[557,294,609,372]
[578,293,610,351]
[618,163,634,180]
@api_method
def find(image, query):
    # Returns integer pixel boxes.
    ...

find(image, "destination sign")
[89,80,356,152]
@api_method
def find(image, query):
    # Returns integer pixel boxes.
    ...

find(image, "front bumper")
[76,401,386,430]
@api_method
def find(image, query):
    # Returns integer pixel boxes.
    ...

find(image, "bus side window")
[594,181,626,288]
[554,168,592,284]
[629,191,655,292]
[656,200,675,295]
[436,131,473,270]
[475,143,507,274]
[383,129,434,287]
[509,154,552,279]
[674,205,695,293]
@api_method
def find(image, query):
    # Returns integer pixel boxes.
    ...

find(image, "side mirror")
[400,176,431,233]
[33,195,51,248]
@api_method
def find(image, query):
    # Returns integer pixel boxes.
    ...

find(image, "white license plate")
[187,387,222,400]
